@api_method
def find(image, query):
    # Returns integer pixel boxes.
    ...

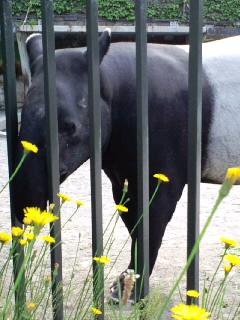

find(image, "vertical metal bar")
[86,1,104,317]
[187,0,203,302]
[135,0,149,299]
[0,0,26,309]
[41,1,63,319]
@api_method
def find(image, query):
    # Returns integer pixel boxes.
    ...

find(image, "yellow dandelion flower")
[23,207,59,228]
[116,204,128,213]
[19,239,28,246]
[220,236,238,249]
[220,167,240,198]
[0,232,12,244]
[171,303,210,320]
[224,264,232,274]
[21,141,38,154]
[23,207,41,224]
[26,302,38,311]
[93,256,111,265]
[186,290,200,298]
[12,226,24,237]
[225,167,240,184]
[225,254,240,266]
[23,232,35,241]
[74,199,85,207]
[57,193,72,203]
[41,235,56,244]
[91,307,102,315]
[153,173,170,182]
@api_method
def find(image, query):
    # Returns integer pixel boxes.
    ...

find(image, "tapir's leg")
[105,168,186,302]
[148,181,185,273]
[120,174,186,274]
[105,169,185,273]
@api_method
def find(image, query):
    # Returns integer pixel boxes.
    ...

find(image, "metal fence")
[0,0,202,319]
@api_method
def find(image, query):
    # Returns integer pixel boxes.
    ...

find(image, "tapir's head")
[14,30,112,222]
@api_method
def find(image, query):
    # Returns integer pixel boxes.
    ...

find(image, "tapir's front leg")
[109,172,185,303]
[124,176,185,273]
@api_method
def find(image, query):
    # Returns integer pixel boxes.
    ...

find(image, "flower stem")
[157,195,222,318]
[205,248,227,309]
[149,181,161,206]
[0,152,27,194]
[209,275,227,314]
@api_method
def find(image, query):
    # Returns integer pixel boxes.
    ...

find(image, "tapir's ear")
[85,28,111,64]
[26,33,43,71]
[98,28,111,63]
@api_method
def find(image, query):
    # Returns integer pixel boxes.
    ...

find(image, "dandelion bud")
[53,263,60,278]
[220,167,240,198]
[224,264,232,274]
[49,203,55,212]
[123,179,128,193]
[26,301,38,311]
[45,275,52,286]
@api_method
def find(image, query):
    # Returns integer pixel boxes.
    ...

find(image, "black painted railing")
[0,0,202,319]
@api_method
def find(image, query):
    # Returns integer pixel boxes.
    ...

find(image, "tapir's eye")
[63,121,76,135]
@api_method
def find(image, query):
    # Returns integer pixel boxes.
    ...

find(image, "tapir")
[14,30,240,299]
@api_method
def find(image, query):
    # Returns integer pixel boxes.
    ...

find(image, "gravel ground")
[1,135,240,318]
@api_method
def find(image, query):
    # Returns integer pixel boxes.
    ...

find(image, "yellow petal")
[21,141,38,153]
[12,227,24,237]
[186,290,200,298]
[91,307,102,315]
[225,167,240,184]
[19,239,28,246]
[116,204,128,213]
[0,232,12,244]
[57,193,72,202]
[93,256,111,264]
[41,235,56,244]
[153,173,170,182]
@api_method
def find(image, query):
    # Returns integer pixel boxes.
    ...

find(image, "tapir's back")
[102,38,240,183]
[176,36,240,182]
[202,36,240,183]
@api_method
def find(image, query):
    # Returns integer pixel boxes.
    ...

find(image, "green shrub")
[204,0,240,24]
[12,0,240,24]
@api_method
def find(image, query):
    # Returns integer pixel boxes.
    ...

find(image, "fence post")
[135,0,149,300]
[0,0,26,311]
[41,1,63,318]
[187,0,203,302]
[86,1,104,318]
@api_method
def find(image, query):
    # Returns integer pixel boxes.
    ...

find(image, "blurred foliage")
[12,0,240,25]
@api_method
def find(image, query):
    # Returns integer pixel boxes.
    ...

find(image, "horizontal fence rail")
[1,0,202,318]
